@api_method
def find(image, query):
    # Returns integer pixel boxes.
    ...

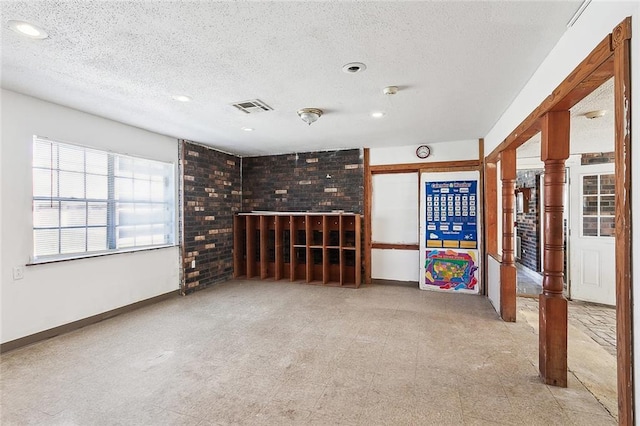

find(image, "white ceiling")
[1,1,582,156]
[517,77,614,160]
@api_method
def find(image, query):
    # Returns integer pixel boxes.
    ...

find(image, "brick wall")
[241,149,364,214]
[516,169,543,272]
[179,141,241,294]
[581,152,615,165]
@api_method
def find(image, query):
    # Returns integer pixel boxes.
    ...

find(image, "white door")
[569,163,615,305]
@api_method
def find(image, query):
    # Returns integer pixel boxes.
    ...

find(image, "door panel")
[569,163,615,305]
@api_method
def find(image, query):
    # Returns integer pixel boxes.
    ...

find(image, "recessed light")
[242,127,254,132]
[171,94,192,102]
[371,112,385,118]
[8,20,48,39]
[342,62,367,74]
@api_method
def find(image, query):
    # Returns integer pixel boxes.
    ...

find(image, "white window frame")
[31,136,176,263]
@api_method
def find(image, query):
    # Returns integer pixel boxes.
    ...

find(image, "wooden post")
[500,148,517,322]
[612,17,633,425]
[363,148,372,284]
[539,110,570,387]
[485,162,498,255]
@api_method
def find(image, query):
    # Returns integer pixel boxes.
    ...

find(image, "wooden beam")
[478,139,485,295]
[485,161,498,256]
[363,148,372,284]
[612,16,633,426]
[371,243,419,251]
[539,110,570,388]
[260,215,268,279]
[233,215,242,278]
[275,216,283,280]
[370,159,480,174]
[500,148,517,322]
[246,216,255,278]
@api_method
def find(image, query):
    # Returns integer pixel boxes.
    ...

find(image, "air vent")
[231,99,273,114]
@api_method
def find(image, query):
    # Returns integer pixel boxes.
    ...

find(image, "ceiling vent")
[231,99,273,114]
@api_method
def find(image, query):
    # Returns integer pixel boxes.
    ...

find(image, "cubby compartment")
[233,212,361,288]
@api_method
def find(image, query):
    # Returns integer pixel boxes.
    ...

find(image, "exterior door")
[569,163,615,305]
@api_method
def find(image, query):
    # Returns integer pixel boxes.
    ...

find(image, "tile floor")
[1,280,615,425]
[516,263,617,357]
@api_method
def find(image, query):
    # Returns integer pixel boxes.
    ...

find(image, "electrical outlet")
[13,266,24,280]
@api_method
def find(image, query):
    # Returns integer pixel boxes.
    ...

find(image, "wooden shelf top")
[238,211,360,217]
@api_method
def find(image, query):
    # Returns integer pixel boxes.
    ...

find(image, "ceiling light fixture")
[297,108,323,126]
[584,110,606,119]
[342,62,367,74]
[383,86,398,95]
[242,127,254,132]
[8,20,48,39]
[172,94,192,102]
[371,112,385,118]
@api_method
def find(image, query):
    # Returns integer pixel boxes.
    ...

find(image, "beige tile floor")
[1,280,615,425]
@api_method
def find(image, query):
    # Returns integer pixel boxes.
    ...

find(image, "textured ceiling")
[517,78,614,159]
[1,1,582,156]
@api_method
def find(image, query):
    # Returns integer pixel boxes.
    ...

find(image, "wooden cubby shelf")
[233,212,362,288]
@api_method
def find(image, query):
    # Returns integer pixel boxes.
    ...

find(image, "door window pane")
[581,173,615,237]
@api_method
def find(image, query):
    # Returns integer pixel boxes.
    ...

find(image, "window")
[32,136,175,261]
[582,173,615,237]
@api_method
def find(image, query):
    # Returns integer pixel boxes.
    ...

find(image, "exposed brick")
[242,149,363,214]
[179,140,241,295]
[516,169,542,272]
[581,152,614,165]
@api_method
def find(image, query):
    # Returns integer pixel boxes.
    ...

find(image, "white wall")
[487,256,501,315]
[483,0,640,410]
[372,249,420,282]
[370,139,479,165]
[0,90,180,344]
[370,142,480,282]
[372,173,419,244]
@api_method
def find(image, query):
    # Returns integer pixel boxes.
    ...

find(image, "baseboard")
[0,290,180,354]
[372,278,419,287]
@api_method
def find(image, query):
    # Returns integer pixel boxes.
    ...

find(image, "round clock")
[416,145,431,159]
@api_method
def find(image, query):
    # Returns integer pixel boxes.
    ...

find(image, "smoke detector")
[383,86,398,95]
[342,62,367,74]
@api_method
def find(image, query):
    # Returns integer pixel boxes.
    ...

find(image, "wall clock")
[416,145,431,159]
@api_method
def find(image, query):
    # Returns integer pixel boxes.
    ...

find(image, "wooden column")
[539,110,570,387]
[612,17,633,425]
[485,162,498,255]
[500,148,517,322]
[363,148,372,284]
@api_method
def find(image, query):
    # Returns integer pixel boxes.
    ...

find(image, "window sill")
[27,244,178,266]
